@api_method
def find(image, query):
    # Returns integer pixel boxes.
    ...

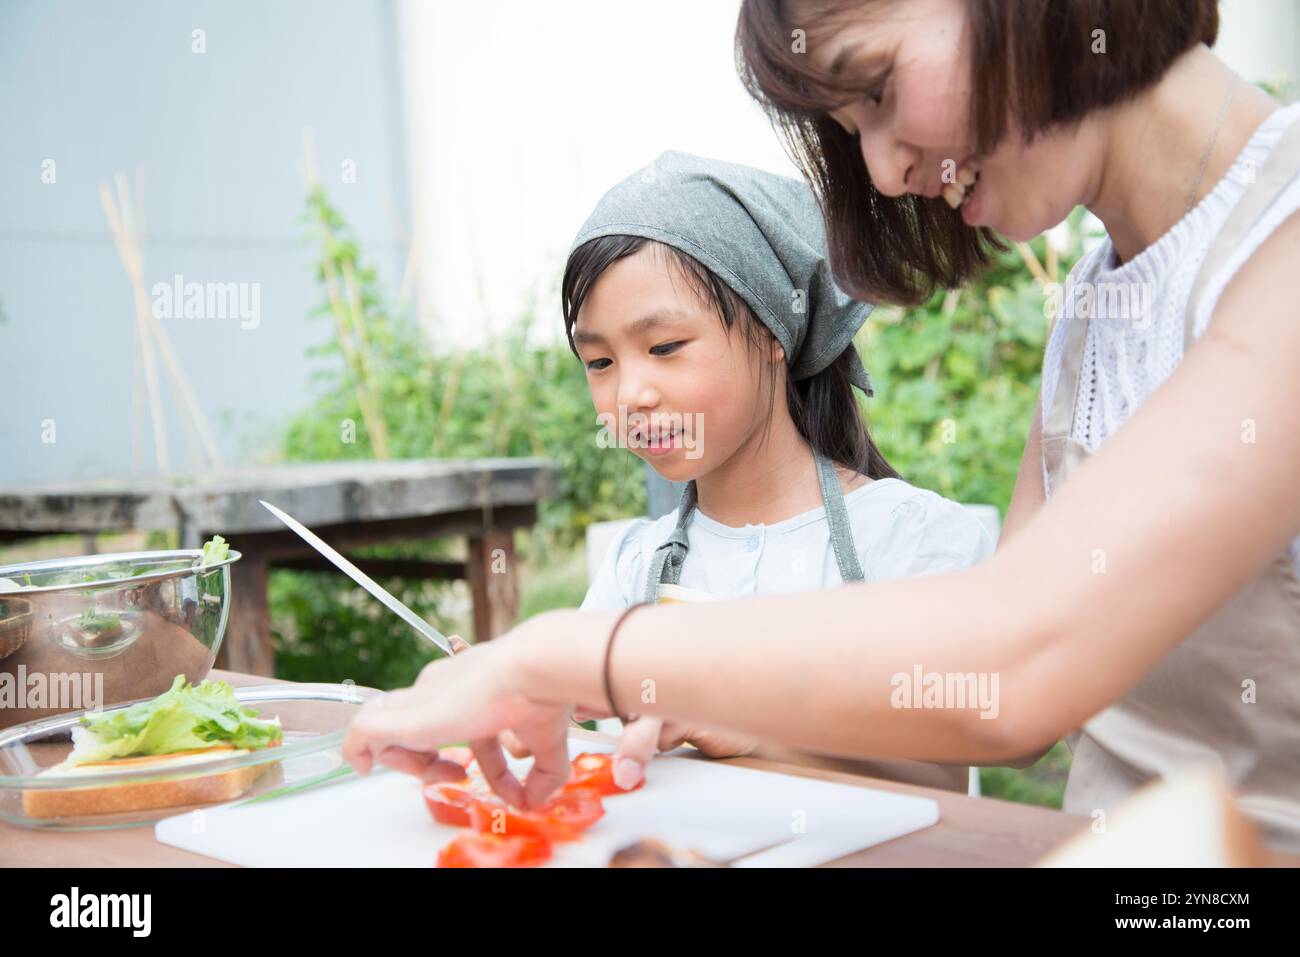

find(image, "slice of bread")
[1037,766,1271,867]
[22,743,281,819]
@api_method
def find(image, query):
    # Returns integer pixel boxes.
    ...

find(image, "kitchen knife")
[258,499,454,656]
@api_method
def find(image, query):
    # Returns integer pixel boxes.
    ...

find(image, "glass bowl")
[0,682,378,830]
[0,549,240,729]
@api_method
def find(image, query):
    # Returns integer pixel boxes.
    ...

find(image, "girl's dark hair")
[562,235,900,481]
[736,0,1220,305]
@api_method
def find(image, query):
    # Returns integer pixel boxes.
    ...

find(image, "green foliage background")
[270,188,646,688]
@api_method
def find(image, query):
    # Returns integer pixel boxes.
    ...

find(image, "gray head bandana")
[569,150,874,396]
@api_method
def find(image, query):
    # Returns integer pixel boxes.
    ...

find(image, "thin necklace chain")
[1186,72,1241,215]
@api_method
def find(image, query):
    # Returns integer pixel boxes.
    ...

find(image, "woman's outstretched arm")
[344,213,1300,805]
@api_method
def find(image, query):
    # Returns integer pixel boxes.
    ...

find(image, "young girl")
[564,151,992,790]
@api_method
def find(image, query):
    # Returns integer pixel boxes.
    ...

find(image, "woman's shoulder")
[1192,106,1300,340]
[846,479,997,580]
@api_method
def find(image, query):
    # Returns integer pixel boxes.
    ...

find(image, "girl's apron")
[643,450,865,601]
[642,451,974,794]
[1043,118,1300,850]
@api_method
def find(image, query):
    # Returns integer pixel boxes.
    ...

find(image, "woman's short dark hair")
[562,234,900,481]
[736,0,1220,305]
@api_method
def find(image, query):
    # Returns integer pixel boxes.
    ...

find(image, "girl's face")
[572,244,782,484]
[798,0,1099,241]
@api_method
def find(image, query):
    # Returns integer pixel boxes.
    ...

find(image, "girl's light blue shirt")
[581,478,995,611]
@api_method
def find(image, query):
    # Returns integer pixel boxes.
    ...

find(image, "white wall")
[0,0,409,485]
[395,0,1299,353]
[394,0,794,350]
[1216,0,1300,89]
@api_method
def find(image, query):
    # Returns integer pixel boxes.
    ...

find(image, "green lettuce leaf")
[199,535,230,567]
[70,675,281,764]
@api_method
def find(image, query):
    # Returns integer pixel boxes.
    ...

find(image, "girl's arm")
[344,213,1300,802]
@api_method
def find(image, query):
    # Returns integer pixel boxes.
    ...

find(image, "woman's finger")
[343,692,464,774]
[376,745,470,784]
[500,728,532,758]
[518,719,575,809]
[470,736,527,808]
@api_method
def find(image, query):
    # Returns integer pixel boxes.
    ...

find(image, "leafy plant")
[860,210,1088,512]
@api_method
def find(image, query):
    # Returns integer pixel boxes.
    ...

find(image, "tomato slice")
[436,831,552,868]
[565,752,642,796]
[424,784,479,828]
[528,788,604,841]
[468,788,604,843]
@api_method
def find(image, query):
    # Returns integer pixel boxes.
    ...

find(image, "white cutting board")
[156,739,939,867]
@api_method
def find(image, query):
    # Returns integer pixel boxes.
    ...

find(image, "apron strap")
[815,451,866,584]
[643,451,865,601]
[1184,115,1300,350]
[643,480,698,602]
[1041,278,1094,481]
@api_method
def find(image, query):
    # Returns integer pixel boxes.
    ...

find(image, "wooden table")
[0,459,561,674]
[0,669,1090,867]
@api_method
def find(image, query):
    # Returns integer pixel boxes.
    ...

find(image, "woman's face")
[797,0,1098,241]
[572,244,781,484]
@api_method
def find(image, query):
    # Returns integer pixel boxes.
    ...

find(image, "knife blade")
[258,499,454,656]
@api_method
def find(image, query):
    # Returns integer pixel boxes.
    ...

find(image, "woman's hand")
[341,619,587,809]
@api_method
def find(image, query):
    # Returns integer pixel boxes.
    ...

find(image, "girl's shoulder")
[578,511,679,611]
[844,479,997,580]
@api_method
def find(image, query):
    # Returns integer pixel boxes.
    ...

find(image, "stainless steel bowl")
[0,549,241,729]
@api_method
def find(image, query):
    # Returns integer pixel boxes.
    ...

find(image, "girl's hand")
[341,628,575,809]
[502,715,758,789]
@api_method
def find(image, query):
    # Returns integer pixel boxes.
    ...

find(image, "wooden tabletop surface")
[1,669,1090,867]
[0,457,561,538]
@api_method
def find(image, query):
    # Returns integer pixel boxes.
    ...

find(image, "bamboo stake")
[129,165,145,471]
[1016,241,1052,286]
[100,182,168,472]
[108,174,223,469]
[113,171,204,471]
[396,210,423,310]
[431,350,466,457]
[339,257,384,407]
[302,129,391,458]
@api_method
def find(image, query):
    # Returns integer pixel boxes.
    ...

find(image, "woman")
[343,0,1300,850]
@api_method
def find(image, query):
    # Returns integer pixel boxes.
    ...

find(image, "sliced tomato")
[436,831,552,868]
[469,799,547,842]
[565,752,642,796]
[468,788,604,843]
[424,784,478,828]
[526,788,604,841]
